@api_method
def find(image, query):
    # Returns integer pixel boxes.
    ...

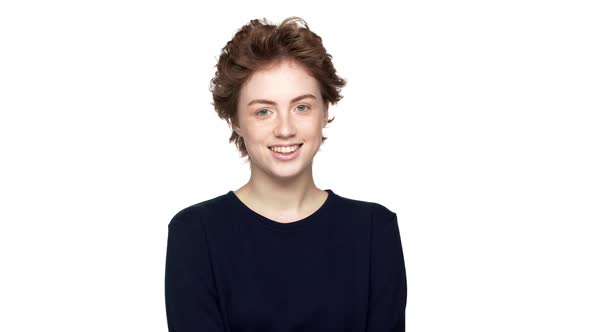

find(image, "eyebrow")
[247,94,317,107]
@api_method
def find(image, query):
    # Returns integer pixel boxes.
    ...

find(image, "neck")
[242,156,323,208]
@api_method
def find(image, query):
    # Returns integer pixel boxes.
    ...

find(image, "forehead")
[239,60,321,103]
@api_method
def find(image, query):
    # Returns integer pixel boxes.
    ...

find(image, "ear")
[322,102,330,128]
[231,117,242,136]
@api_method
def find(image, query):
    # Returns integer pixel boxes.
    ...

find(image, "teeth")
[270,144,301,153]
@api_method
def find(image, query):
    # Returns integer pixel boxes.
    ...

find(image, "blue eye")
[256,109,270,116]
[256,105,309,116]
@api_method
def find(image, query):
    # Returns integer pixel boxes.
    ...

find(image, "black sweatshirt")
[164,189,407,331]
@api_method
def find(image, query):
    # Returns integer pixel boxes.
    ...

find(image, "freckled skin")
[233,59,329,178]
[231,59,330,220]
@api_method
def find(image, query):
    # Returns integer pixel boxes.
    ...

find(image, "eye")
[296,104,311,112]
[256,108,270,116]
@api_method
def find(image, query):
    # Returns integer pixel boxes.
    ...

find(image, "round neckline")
[227,189,334,231]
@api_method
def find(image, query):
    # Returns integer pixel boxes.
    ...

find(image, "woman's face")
[233,59,329,179]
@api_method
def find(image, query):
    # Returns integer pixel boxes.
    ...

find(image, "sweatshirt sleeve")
[366,204,407,332]
[164,208,226,332]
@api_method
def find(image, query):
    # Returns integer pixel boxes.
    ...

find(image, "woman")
[165,16,407,332]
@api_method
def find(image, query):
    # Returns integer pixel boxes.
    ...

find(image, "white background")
[1,0,589,331]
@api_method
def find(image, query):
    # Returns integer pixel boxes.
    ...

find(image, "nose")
[272,111,297,137]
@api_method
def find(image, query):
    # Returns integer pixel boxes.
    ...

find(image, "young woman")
[165,16,407,332]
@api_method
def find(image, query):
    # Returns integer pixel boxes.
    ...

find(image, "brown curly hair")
[209,16,347,162]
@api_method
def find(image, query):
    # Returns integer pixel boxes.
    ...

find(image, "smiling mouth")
[268,143,303,153]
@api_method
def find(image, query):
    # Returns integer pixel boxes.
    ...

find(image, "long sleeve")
[164,209,226,332]
[366,205,407,332]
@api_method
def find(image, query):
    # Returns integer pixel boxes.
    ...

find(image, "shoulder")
[331,192,373,215]
[334,193,402,252]
[168,192,230,229]
[340,192,398,232]
[333,191,397,226]
[368,202,401,245]
[370,201,397,224]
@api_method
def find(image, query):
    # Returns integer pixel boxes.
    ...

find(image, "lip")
[268,143,303,161]
[268,143,303,148]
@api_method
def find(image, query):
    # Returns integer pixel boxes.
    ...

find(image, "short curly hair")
[209,16,347,162]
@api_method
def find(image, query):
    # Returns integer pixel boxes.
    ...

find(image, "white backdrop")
[1,0,589,331]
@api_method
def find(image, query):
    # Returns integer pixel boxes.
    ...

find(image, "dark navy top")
[164,189,407,332]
